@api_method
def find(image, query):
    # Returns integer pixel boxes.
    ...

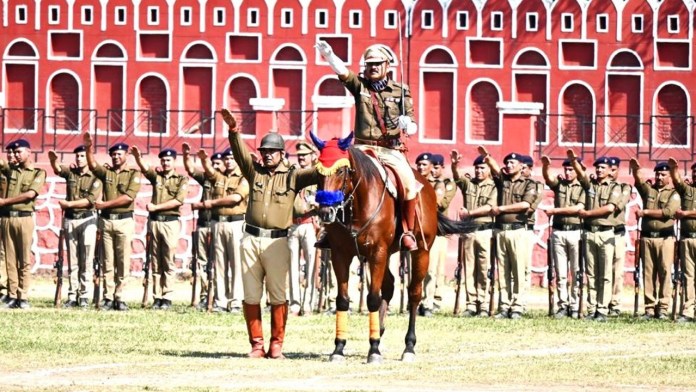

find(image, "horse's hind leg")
[403,249,428,362]
[379,266,396,337]
[330,253,352,362]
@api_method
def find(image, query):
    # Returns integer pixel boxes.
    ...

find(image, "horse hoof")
[367,353,383,364]
[401,352,416,362]
[329,354,345,362]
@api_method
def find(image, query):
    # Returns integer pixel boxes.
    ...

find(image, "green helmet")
[258,133,285,150]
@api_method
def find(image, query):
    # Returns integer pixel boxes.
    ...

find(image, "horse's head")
[310,132,354,224]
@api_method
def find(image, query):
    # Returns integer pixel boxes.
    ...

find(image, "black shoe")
[211,305,226,313]
[78,298,89,308]
[570,311,579,319]
[196,297,208,311]
[478,310,490,318]
[159,299,171,310]
[461,309,477,318]
[115,301,129,311]
[64,300,78,308]
[152,298,162,310]
[510,312,523,320]
[593,313,607,322]
[639,313,654,321]
[676,315,694,323]
[314,233,330,249]
[554,308,567,319]
[656,313,669,321]
[0,294,8,303]
[494,310,510,319]
[3,299,17,309]
[102,299,114,310]
[17,299,31,309]
[229,306,241,314]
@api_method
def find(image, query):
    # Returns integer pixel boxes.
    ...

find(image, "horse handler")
[222,109,320,359]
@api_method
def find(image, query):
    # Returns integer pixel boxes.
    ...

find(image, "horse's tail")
[437,212,477,236]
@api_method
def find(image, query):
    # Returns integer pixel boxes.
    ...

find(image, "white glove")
[315,40,348,75]
[398,115,418,135]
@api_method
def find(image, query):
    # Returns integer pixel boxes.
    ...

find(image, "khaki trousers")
[463,229,493,312]
[149,220,180,300]
[195,226,212,301]
[610,232,627,310]
[496,228,531,313]
[0,217,6,295]
[288,222,317,310]
[423,235,447,310]
[680,238,696,317]
[583,230,615,315]
[4,216,34,299]
[66,215,98,301]
[355,145,418,199]
[642,236,675,314]
[213,220,244,309]
[241,234,290,305]
[551,229,581,311]
[99,217,135,302]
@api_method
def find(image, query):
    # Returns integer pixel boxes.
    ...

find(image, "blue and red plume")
[337,132,354,151]
[309,131,326,151]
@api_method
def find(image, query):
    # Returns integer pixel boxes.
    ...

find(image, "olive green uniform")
[58,166,101,303]
[675,180,696,318]
[208,167,248,310]
[495,174,538,314]
[288,185,318,313]
[229,132,320,305]
[143,168,188,303]
[635,181,679,316]
[191,171,214,304]
[457,176,497,313]
[546,177,585,312]
[92,165,141,303]
[580,176,621,316]
[609,182,632,313]
[0,162,46,301]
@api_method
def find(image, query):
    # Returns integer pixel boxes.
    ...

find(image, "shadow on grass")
[162,350,248,359]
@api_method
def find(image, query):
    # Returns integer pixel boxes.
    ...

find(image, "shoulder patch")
[93,182,100,189]
[134,177,141,184]
[673,194,680,200]
[34,177,41,183]
[446,183,454,191]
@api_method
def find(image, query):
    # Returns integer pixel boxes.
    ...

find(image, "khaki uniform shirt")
[579,175,621,227]
[342,71,414,141]
[208,167,249,216]
[636,182,679,232]
[144,168,188,216]
[675,181,696,232]
[92,165,141,213]
[496,174,538,224]
[608,182,632,227]
[293,184,318,219]
[0,169,8,214]
[456,176,497,225]
[58,166,101,213]
[0,162,46,212]
[229,132,320,230]
[192,170,213,222]
[429,176,457,214]
[547,177,585,226]
[525,177,544,225]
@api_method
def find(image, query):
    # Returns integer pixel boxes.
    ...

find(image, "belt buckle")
[502,223,512,231]
[109,214,119,220]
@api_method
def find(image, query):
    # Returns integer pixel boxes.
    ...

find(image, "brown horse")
[311,132,471,363]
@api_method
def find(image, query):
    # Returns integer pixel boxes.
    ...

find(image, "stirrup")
[400,232,418,251]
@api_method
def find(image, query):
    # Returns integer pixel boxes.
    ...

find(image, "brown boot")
[267,302,288,359]
[401,198,418,251]
[243,302,265,358]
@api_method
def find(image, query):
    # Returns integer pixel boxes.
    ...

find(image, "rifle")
[358,258,366,314]
[453,235,464,315]
[578,233,586,319]
[672,235,681,321]
[53,216,66,308]
[547,227,555,317]
[399,251,409,314]
[93,229,102,309]
[299,259,309,316]
[190,229,199,307]
[206,231,215,312]
[488,235,497,316]
[316,249,329,313]
[634,228,642,317]
[142,226,152,308]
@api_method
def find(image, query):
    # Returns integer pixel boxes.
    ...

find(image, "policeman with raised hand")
[631,159,679,320]
[608,157,632,318]
[0,149,15,304]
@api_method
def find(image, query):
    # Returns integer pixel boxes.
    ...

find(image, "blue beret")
[415,152,433,164]
[211,152,225,160]
[503,152,521,164]
[473,155,486,166]
[593,156,611,166]
[158,148,177,159]
[431,154,445,166]
[222,148,233,157]
[520,155,534,167]
[73,145,86,153]
[610,157,621,166]
[562,158,582,167]
[654,161,669,172]
[6,139,30,150]
[108,143,129,154]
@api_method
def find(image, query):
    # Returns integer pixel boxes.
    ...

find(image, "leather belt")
[681,231,696,239]
[495,222,527,231]
[462,222,495,233]
[65,210,96,220]
[197,219,213,228]
[244,224,288,239]
[642,228,675,239]
[212,214,244,223]
[355,137,403,149]
[149,214,179,222]
[0,211,33,218]
[100,211,133,220]
[614,225,626,235]
[552,223,582,231]
[584,224,614,233]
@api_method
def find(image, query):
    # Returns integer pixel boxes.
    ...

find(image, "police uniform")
[520,155,544,290]
[493,153,538,317]
[92,142,141,310]
[288,142,319,314]
[635,162,680,318]
[208,149,249,312]
[0,160,9,302]
[0,139,46,309]
[674,162,696,321]
[57,145,101,307]
[580,156,622,319]
[229,131,320,359]
[142,149,188,309]
[609,162,632,317]
[456,155,497,316]
[545,159,585,316]
[422,154,456,314]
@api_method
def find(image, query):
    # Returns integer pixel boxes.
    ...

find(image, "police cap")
[295,142,315,156]
[503,152,521,164]
[6,139,30,150]
[415,152,433,164]
[654,161,669,172]
[473,156,486,166]
[73,145,87,154]
[211,152,225,161]
[108,143,129,154]
[520,155,534,168]
[158,148,177,159]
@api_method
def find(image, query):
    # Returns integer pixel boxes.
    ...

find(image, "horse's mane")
[348,146,382,183]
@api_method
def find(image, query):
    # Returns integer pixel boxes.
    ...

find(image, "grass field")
[1,278,695,391]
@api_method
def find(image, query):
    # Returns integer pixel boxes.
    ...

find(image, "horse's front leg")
[330,252,351,362]
[366,254,389,364]
[403,249,428,362]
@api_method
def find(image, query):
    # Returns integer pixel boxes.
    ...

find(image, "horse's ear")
[337,132,354,151]
[309,131,326,151]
